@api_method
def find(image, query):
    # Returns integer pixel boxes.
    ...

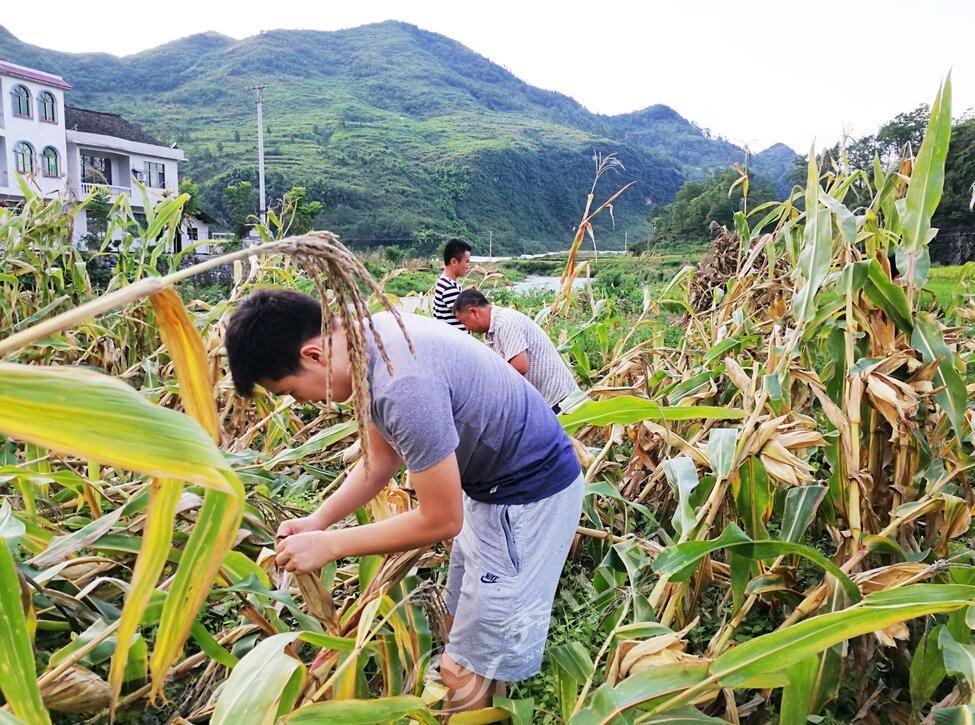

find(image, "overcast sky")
[4,0,972,151]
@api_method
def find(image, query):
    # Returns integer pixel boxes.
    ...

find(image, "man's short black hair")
[443,237,472,266]
[453,288,489,313]
[224,288,322,397]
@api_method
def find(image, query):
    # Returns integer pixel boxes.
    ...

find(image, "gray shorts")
[444,474,584,682]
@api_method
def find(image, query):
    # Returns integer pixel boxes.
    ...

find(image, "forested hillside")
[0,21,796,251]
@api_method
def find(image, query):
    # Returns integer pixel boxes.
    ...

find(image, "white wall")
[128,151,181,205]
[180,215,211,253]
[65,130,184,208]
[0,73,69,197]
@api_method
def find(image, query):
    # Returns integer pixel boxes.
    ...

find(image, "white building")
[0,59,213,252]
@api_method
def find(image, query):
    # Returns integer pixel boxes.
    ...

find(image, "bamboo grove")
[0,77,974,723]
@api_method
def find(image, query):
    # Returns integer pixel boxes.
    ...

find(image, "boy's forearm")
[327,508,459,559]
[309,458,390,528]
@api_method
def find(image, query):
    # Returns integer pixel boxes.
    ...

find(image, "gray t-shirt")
[365,312,580,504]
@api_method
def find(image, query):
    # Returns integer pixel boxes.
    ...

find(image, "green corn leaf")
[0,362,245,705]
[639,708,727,724]
[663,457,701,537]
[652,523,860,601]
[559,396,744,434]
[150,486,243,694]
[211,632,305,725]
[189,621,239,669]
[794,207,833,324]
[933,705,975,724]
[780,485,827,543]
[903,77,952,253]
[706,428,737,483]
[702,336,758,364]
[495,697,534,725]
[793,150,833,324]
[729,552,750,613]
[911,625,946,708]
[821,193,857,243]
[779,656,818,725]
[0,501,25,550]
[664,366,724,405]
[585,482,656,522]
[912,313,969,443]
[0,364,234,491]
[0,535,50,724]
[551,642,594,721]
[862,259,914,334]
[550,641,596,683]
[262,421,357,468]
[732,457,772,539]
[27,504,126,569]
[939,626,975,691]
[568,663,712,725]
[709,585,975,689]
[281,696,426,723]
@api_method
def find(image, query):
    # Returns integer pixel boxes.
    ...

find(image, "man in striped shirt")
[433,238,472,332]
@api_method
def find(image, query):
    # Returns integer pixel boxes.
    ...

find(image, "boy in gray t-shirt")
[224,289,582,713]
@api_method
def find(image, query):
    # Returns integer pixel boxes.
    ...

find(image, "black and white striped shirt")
[433,274,466,331]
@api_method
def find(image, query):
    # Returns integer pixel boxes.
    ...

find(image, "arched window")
[13,142,35,175]
[11,85,31,118]
[41,146,60,177]
[39,91,57,123]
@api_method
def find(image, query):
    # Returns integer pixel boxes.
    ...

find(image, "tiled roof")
[65,106,166,147]
[0,59,71,90]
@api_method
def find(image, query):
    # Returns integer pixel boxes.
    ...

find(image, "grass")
[925,262,975,308]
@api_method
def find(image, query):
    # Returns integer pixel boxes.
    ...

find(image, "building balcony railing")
[80,182,132,198]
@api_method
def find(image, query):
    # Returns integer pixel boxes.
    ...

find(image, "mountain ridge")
[0,21,796,251]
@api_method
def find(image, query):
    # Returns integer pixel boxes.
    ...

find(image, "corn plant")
[0,190,428,721]
[1,75,975,724]
[548,76,975,723]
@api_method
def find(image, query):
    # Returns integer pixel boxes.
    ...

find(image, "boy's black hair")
[442,237,472,266]
[224,288,322,397]
[453,288,489,313]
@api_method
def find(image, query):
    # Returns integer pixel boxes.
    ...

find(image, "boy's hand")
[276,515,323,539]
[274,531,341,574]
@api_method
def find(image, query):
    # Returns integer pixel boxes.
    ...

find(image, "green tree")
[383,245,406,264]
[934,117,975,228]
[82,189,112,249]
[179,179,203,217]
[876,104,929,156]
[223,181,257,239]
[282,186,324,235]
[791,104,972,229]
[649,170,778,243]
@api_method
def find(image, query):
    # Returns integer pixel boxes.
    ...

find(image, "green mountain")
[0,21,796,253]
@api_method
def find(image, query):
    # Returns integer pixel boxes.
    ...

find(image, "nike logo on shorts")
[480,572,500,584]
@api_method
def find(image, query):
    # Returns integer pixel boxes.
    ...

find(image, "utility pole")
[248,84,267,225]
[489,230,493,258]
[624,230,628,253]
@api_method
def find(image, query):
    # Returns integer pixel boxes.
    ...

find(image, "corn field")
[2,77,975,724]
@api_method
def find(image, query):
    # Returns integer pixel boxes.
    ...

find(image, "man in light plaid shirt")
[453,289,581,413]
